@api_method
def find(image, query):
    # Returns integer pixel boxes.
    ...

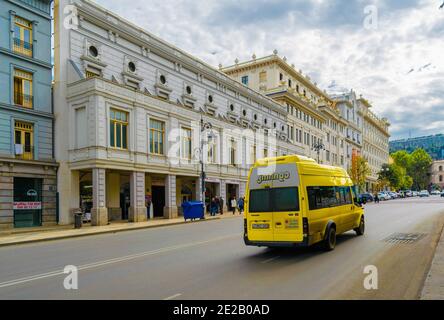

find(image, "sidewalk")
[421,223,444,300]
[0,214,242,248]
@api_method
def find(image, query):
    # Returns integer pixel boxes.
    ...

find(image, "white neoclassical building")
[53,0,302,225]
[221,54,348,169]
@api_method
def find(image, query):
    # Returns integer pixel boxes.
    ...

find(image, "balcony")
[13,38,33,57]
[14,92,33,108]
[15,145,34,160]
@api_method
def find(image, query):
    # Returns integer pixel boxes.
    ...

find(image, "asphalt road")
[0,196,443,300]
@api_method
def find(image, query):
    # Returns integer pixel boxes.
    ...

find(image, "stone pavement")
[0,213,243,247]
[421,223,444,300]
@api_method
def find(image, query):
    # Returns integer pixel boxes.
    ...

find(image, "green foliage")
[409,149,433,190]
[383,148,433,191]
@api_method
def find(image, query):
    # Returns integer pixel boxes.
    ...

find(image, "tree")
[408,149,433,191]
[391,150,411,169]
[349,156,371,192]
[378,163,403,190]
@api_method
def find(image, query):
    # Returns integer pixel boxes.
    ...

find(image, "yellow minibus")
[244,155,365,250]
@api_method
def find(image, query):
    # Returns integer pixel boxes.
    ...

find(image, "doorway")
[13,177,42,228]
[151,186,165,218]
[120,183,130,220]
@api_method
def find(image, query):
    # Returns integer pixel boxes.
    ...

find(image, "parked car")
[419,190,430,197]
[412,191,419,197]
[441,191,444,198]
[431,190,441,196]
[405,190,413,197]
[378,192,390,201]
[359,193,374,203]
[389,192,398,199]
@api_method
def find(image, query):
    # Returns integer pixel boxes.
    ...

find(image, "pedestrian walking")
[210,197,218,217]
[238,197,245,214]
[215,196,221,216]
[374,193,380,204]
[231,197,237,215]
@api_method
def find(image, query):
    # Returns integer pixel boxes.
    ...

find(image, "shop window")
[109,109,128,149]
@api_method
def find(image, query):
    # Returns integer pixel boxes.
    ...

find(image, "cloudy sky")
[94,0,444,140]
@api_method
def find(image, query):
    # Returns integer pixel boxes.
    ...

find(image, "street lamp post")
[198,118,214,204]
[312,142,325,164]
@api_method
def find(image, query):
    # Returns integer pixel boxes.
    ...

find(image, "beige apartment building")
[221,53,347,168]
[358,98,391,192]
[430,160,444,189]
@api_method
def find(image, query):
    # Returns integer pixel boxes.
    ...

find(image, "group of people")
[209,196,245,217]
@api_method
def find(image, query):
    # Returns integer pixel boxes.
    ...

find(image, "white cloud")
[93,0,444,140]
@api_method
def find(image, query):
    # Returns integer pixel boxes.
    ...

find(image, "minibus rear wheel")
[324,227,336,251]
[355,217,365,236]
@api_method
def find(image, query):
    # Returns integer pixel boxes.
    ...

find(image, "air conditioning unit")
[15,144,23,155]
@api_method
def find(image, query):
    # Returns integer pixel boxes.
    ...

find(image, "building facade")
[358,97,390,192]
[53,0,302,225]
[430,160,444,190]
[0,0,57,229]
[221,53,348,168]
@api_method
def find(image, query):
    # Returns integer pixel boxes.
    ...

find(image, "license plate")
[252,223,270,229]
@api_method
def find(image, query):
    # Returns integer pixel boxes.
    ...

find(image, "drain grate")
[384,233,426,244]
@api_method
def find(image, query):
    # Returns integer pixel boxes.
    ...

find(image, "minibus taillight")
[303,218,309,236]
[244,219,248,237]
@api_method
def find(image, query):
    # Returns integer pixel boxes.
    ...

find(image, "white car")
[419,190,430,197]
[378,192,390,201]
[431,190,441,196]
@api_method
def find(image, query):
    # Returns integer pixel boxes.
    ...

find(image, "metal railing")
[13,38,33,57]
[14,92,33,108]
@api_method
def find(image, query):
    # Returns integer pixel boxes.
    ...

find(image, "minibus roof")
[254,155,349,178]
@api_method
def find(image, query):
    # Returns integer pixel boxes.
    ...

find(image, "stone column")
[164,175,178,219]
[91,168,108,226]
[129,171,147,223]
[218,180,228,213]
[240,181,246,198]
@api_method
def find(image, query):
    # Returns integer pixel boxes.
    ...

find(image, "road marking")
[164,293,182,300]
[261,256,280,264]
[0,233,240,289]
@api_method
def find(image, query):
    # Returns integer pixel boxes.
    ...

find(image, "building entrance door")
[152,186,165,218]
[13,177,42,228]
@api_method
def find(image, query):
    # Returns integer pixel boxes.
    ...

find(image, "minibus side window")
[307,186,340,210]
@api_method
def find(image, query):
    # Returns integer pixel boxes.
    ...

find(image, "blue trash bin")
[182,201,205,221]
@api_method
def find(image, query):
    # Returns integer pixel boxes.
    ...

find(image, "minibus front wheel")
[324,226,337,251]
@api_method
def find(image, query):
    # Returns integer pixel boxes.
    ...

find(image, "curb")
[0,216,222,248]
[421,220,444,300]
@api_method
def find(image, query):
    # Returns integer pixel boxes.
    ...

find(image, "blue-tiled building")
[0,0,57,229]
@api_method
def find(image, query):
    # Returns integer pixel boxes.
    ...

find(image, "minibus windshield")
[249,187,300,213]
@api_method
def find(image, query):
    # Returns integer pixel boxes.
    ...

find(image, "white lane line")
[164,293,182,300]
[261,256,280,264]
[0,233,240,289]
